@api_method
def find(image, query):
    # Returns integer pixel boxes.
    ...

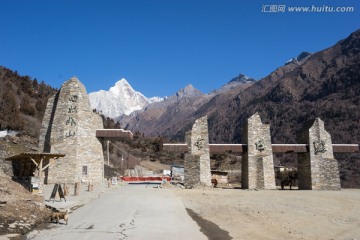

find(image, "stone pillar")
[38,77,104,184]
[183,116,212,188]
[242,112,276,190]
[299,118,341,190]
[298,152,312,190]
[184,154,201,188]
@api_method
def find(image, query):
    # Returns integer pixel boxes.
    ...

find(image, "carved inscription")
[66,117,77,126]
[194,138,205,150]
[65,95,78,138]
[255,139,265,151]
[65,130,75,138]
[69,95,78,102]
[313,140,327,154]
[68,106,77,113]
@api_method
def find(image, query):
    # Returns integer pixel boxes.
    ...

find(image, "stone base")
[184,154,201,189]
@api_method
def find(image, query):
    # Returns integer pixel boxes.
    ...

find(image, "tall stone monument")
[39,77,104,184]
[184,116,212,188]
[242,112,276,190]
[298,118,341,190]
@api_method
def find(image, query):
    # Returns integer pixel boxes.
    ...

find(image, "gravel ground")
[174,187,360,240]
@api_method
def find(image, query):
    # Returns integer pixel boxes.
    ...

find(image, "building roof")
[96,129,133,139]
[5,152,66,161]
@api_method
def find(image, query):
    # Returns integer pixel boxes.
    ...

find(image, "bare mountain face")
[286,51,312,65]
[203,29,360,187]
[119,76,256,138]
[207,29,360,145]
[118,84,209,137]
[120,51,313,140]
[208,74,256,97]
[120,29,360,187]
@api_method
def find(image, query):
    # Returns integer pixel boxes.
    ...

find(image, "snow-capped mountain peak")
[109,78,146,99]
[89,78,163,118]
[110,78,130,91]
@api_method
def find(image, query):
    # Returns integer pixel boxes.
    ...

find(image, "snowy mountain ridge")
[89,78,163,118]
[89,74,255,119]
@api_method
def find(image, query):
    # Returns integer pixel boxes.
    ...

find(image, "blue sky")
[1,0,359,97]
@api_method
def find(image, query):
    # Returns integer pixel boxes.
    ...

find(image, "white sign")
[111,177,118,185]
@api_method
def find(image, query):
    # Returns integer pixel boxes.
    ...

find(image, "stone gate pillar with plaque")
[38,77,104,184]
[184,116,212,188]
[242,112,276,190]
[298,118,341,190]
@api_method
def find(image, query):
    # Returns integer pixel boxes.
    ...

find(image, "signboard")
[111,177,118,185]
[49,184,67,202]
[163,170,171,176]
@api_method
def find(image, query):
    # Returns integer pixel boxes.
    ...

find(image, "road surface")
[26,185,207,240]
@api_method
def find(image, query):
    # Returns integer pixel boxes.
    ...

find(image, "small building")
[6,152,66,192]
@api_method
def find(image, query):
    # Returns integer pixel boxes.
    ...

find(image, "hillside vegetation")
[0,67,57,137]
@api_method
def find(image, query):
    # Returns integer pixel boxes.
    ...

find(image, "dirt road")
[174,187,360,240]
[26,185,207,240]
[25,184,360,240]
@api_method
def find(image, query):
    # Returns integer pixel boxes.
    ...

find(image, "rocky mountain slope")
[120,74,256,138]
[207,29,360,144]
[208,73,256,96]
[118,29,360,187]
[122,30,359,147]
[202,29,360,187]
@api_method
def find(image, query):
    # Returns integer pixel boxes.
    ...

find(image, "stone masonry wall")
[38,77,104,184]
[184,116,212,188]
[184,153,201,188]
[308,118,341,190]
[242,113,276,190]
[184,131,199,188]
[298,152,312,190]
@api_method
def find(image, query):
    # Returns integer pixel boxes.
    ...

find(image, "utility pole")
[127,151,130,169]
[107,140,110,165]
[121,154,123,172]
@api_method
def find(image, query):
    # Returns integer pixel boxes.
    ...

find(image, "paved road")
[27,185,207,240]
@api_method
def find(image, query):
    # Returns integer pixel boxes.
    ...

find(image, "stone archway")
[163,113,359,190]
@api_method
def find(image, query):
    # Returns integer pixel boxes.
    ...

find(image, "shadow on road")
[186,208,232,240]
